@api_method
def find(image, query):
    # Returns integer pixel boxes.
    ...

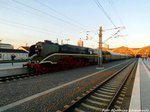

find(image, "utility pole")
[98,26,103,68]
[56,38,59,43]
[61,39,63,45]
[79,26,125,68]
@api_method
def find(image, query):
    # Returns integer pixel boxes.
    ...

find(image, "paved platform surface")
[0,62,28,77]
[129,58,150,111]
[0,62,27,70]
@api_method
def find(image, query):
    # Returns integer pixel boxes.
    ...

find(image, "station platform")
[0,62,28,78]
[0,62,27,70]
[129,58,150,111]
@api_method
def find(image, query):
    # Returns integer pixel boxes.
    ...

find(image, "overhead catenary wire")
[0,20,55,36]
[0,0,49,21]
[0,18,73,37]
[92,0,128,47]
[0,0,84,40]
[0,20,79,44]
[0,1,78,37]
[107,0,124,26]
[107,0,129,45]
[35,0,86,28]
[93,0,116,27]
[11,0,85,29]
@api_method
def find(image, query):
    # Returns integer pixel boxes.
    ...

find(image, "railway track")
[59,60,137,112]
[0,60,128,83]
[0,64,96,83]
[0,72,36,83]
[0,65,94,83]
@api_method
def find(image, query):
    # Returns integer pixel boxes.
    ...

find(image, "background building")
[77,39,84,47]
[0,49,28,61]
[0,43,14,49]
[17,46,29,53]
[0,42,29,61]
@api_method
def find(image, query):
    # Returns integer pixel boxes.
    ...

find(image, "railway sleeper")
[74,107,85,112]
[120,90,126,94]
[79,103,102,112]
[104,83,118,88]
[84,100,105,107]
[116,100,123,105]
[93,94,112,100]
[117,97,124,101]
[97,90,114,95]
[94,92,112,98]
[120,93,125,97]
[114,105,121,110]
[86,99,107,107]
[100,86,117,90]
[90,95,111,102]
[103,84,118,88]
[100,88,116,93]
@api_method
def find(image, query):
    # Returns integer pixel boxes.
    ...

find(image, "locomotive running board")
[40,53,98,64]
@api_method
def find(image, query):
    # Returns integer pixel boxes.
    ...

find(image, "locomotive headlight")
[35,44,42,53]
[35,45,39,53]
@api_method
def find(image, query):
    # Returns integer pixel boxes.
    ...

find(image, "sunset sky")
[0,0,150,48]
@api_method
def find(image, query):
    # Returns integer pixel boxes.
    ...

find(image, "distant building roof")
[21,46,29,51]
[0,48,28,53]
[0,43,14,49]
[0,43,11,45]
[17,46,29,52]
[77,39,83,47]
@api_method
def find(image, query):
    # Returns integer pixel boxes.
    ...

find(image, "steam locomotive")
[26,40,130,73]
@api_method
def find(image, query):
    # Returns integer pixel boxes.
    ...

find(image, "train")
[25,40,131,73]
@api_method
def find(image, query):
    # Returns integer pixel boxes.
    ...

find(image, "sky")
[0,0,150,49]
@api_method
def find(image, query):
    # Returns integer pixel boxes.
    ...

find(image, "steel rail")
[104,60,137,111]
[0,71,34,83]
[60,59,136,112]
